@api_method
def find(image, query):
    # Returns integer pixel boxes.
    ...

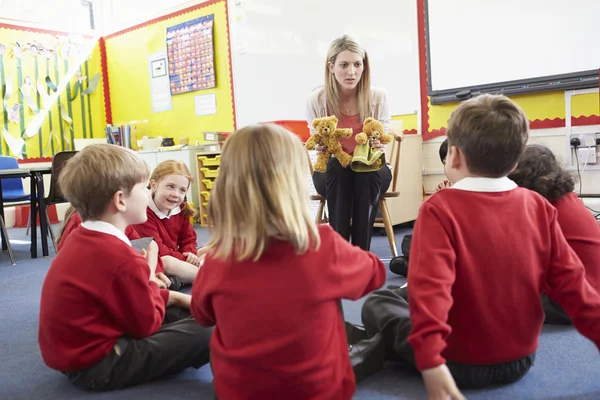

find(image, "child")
[38,144,211,391]
[189,124,386,400]
[355,94,600,399]
[134,160,206,284]
[56,205,177,290]
[509,144,600,324]
[389,138,449,276]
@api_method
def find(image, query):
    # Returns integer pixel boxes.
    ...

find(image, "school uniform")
[57,211,165,274]
[134,199,198,260]
[361,177,600,388]
[39,221,211,391]
[190,225,386,400]
[307,86,392,251]
[542,192,600,324]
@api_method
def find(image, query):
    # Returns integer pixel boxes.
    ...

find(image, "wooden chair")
[308,133,403,257]
[375,135,403,257]
[306,151,328,224]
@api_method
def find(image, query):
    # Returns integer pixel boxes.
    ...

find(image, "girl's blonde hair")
[150,160,195,218]
[208,124,320,261]
[324,34,372,121]
[56,204,77,246]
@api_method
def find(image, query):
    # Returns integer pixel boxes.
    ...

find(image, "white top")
[81,220,131,246]
[305,86,391,134]
[451,177,518,193]
[149,197,181,219]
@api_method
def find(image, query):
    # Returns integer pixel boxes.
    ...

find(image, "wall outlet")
[570,133,597,148]
[577,147,597,164]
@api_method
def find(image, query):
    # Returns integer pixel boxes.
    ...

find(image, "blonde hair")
[324,34,372,121]
[208,124,320,262]
[447,94,529,177]
[56,204,77,246]
[149,160,195,218]
[59,144,150,221]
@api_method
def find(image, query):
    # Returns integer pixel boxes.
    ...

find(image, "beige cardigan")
[305,86,391,134]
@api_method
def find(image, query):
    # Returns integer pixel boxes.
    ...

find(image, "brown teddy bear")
[305,115,353,172]
[355,117,393,146]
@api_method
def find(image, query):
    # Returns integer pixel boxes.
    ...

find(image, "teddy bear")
[305,115,353,172]
[355,117,393,146]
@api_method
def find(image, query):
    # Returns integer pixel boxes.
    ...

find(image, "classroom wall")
[0,24,106,160]
[104,0,235,144]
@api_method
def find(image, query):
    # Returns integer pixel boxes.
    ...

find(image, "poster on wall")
[166,14,216,95]
[148,51,172,113]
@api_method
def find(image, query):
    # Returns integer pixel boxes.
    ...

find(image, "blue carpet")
[0,225,599,399]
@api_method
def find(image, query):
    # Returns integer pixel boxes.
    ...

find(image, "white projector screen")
[426,0,600,94]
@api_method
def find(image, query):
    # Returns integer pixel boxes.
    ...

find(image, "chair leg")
[315,199,325,224]
[44,209,57,253]
[380,199,398,257]
[0,215,16,265]
[26,213,31,236]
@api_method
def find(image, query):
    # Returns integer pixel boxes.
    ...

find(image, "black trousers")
[64,306,211,391]
[542,294,572,325]
[361,289,535,389]
[313,157,391,251]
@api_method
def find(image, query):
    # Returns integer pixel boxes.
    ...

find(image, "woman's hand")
[315,144,328,155]
[371,139,384,150]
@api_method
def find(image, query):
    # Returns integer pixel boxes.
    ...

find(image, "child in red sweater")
[134,160,205,284]
[189,124,386,400]
[56,205,176,289]
[509,144,600,324]
[39,144,211,391]
[355,94,600,399]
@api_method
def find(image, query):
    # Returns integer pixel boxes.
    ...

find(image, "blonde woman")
[307,35,392,251]
[190,124,386,399]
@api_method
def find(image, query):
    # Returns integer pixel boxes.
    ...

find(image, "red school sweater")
[190,225,386,400]
[39,227,168,372]
[407,187,600,371]
[57,212,164,274]
[134,204,197,261]
[553,192,600,291]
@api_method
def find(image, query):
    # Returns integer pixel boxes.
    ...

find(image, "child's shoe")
[168,276,184,291]
[349,332,386,383]
[389,256,408,276]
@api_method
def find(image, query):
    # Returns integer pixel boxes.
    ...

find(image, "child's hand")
[156,272,171,288]
[153,276,167,289]
[168,291,192,309]
[183,252,201,267]
[421,365,466,400]
[436,180,451,192]
[197,246,210,258]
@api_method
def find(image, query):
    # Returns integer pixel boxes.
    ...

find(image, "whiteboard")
[427,0,600,92]
[229,0,420,127]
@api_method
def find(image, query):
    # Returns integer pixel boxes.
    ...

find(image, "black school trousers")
[63,306,211,391]
[313,157,391,251]
[361,289,535,389]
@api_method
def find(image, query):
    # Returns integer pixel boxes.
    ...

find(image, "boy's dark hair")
[59,144,149,221]
[508,145,575,203]
[446,94,529,177]
[439,138,448,163]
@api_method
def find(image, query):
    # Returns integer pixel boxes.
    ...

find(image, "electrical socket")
[570,133,597,148]
[577,147,597,164]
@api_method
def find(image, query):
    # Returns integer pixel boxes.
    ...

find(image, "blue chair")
[0,156,31,264]
[0,156,30,202]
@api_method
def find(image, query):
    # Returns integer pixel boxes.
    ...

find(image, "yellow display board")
[104,0,234,145]
[0,24,105,159]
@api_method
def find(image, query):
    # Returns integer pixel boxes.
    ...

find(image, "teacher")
[307,34,392,251]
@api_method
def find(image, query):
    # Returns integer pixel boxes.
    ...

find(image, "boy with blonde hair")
[38,144,211,391]
[357,94,600,398]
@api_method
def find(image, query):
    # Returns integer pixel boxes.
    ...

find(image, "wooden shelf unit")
[196,152,221,226]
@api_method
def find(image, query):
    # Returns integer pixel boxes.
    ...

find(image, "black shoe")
[389,256,408,276]
[349,332,386,383]
[345,321,369,345]
[168,276,184,291]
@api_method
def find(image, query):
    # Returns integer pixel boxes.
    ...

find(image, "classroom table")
[0,169,34,264]
[0,167,53,263]
[28,167,52,258]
